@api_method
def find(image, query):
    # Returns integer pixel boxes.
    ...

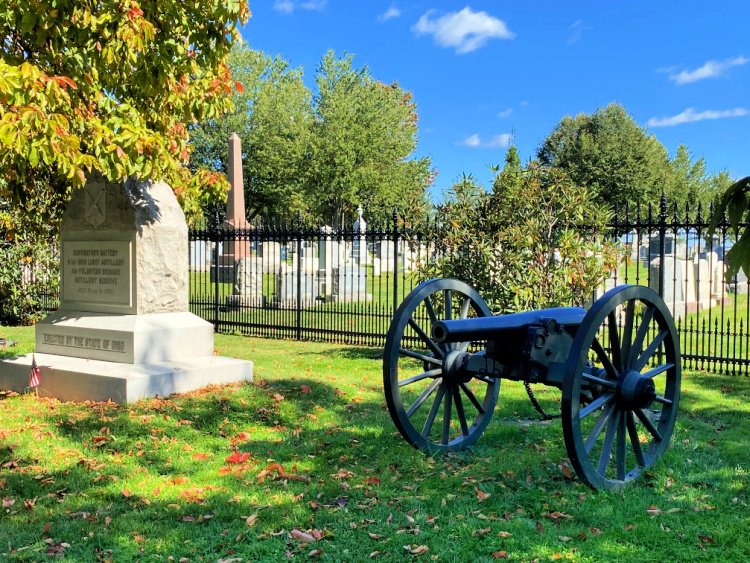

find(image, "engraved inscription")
[42,332,126,353]
[84,181,107,227]
[62,241,131,306]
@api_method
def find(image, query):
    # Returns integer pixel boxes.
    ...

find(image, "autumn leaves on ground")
[0,327,748,561]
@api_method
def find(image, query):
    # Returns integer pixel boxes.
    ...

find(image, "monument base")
[0,353,253,404]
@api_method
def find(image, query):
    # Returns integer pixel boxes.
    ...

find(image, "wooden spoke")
[597,408,621,475]
[631,305,654,360]
[608,311,622,373]
[641,363,673,379]
[459,382,485,415]
[653,395,673,406]
[407,318,444,358]
[421,383,447,438]
[582,372,617,389]
[592,338,619,379]
[632,330,667,372]
[443,289,453,320]
[616,410,626,480]
[626,411,646,467]
[454,385,470,436]
[585,401,616,454]
[398,347,441,366]
[424,296,438,325]
[621,300,635,371]
[441,384,453,444]
[579,392,614,419]
[635,408,662,442]
[398,368,442,388]
[406,379,441,418]
[459,297,471,319]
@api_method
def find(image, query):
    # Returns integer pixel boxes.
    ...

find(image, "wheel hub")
[617,370,656,409]
[442,350,473,383]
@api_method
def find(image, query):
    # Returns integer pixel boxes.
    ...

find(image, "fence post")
[658,192,667,298]
[392,211,399,315]
[212,226,220,331]
[296,214,303,341]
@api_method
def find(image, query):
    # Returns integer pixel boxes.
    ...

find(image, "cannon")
[383,279,681,491]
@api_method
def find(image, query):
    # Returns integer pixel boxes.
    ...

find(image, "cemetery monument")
[0,175,253,402]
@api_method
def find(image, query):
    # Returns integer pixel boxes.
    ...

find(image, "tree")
[668,145,733,211]
[537,103,672,209]
[0,1,250,224]
[189,44,313,222]
[309,51,432,227]
[710,176,750,277]
[422,156,617,313]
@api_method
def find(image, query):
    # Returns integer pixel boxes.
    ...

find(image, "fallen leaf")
[291,529,317,543]
[497,531,512,538]
[245,514,258,527]
[120,489,132,498]
[403,544,429,555]
[2,497,15,508]
[368,532,384,540]
[225,451,251,464]
[273,393,284,402]
[559,535,571,542]
[369,551,382,559]
[472,528,492,536]
[308,548,323,557]
[646,506,662,516]
[492,551,508,559]
[536,521,545,534]
[300,385,312,394]
[475,487,491,502]
[560,462,574,480]
[363,477,381,486]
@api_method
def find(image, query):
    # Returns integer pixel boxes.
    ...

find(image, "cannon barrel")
[431,307,587,343]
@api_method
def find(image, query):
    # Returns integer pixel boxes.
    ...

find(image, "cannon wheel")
[384,279,500,453]
[562,285,681,491]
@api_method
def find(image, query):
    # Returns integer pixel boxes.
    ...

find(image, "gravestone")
[0,176,253,402]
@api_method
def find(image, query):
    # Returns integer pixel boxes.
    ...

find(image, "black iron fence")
[3,198,749,374]
[189,200,750,375]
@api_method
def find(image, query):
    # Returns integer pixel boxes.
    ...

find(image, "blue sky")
[240,1,749,201]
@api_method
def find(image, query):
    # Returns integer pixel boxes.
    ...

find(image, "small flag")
[29,354,40,388]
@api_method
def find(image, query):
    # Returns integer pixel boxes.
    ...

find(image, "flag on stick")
[29,354,40,388]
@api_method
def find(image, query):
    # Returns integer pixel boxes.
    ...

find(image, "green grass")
[1,327,748,561]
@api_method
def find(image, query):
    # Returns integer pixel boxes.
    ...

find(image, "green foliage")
[0,236,58,325]
[667,145,733,210]
[537,103,672,209]
[710,176,750,276]
[0,0,249,223]
[309,51,432,227]
[190,48,432,226]
[422,158,618,313]
[189,45,313,222]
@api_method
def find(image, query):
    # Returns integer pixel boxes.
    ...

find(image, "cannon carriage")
[383,279,681,491]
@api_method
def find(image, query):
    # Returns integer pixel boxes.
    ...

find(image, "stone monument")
[0,175,253,402]
[212,132,250,283]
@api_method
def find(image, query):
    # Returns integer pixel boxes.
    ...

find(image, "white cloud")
[647,107,749,127]
[669,56,748,84]
[274,0,327,14]
[378,5,401,22]
[274,0,295,13]
[497,108,512,119]
[300,0,327,10]
[567,20,590,45]
[413,7,515,54]
[459,133,512,148]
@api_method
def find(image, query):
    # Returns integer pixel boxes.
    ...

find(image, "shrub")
[421,162,618,313]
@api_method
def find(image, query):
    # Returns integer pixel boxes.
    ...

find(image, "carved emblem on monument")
[84,180,107,228]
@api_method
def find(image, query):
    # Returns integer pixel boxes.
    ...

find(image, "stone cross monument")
[0,175,253,402]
